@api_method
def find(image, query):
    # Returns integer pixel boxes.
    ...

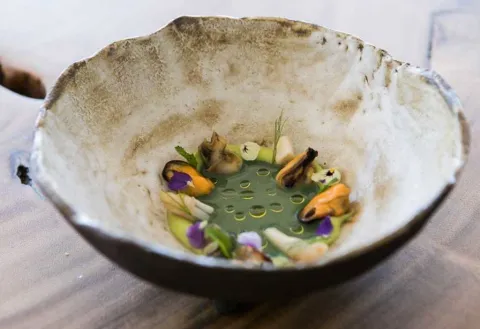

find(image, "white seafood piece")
[264,228,329,263]
[275,136,295,165]
[240,142,261,161]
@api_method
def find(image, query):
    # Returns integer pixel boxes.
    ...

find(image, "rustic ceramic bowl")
[31,16,469,301]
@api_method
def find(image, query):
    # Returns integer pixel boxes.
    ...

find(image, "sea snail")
[199,132,243,175]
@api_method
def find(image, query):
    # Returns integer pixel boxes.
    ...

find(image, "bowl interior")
[34,16,465,266]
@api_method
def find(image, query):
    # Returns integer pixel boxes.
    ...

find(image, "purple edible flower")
[316,216,333,236]
[168,171,193,191]
[187,221,206,249]
[237,231,262,250]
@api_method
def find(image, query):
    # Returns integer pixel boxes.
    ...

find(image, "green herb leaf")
[204,225,234,258]
[175,146,198,168]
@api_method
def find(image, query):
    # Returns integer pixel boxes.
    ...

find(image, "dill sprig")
[272,110,288,163]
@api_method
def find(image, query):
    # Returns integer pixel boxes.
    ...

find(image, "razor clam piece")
[264,228,329,263]
[275,136,295,165]
[159,191,214,221]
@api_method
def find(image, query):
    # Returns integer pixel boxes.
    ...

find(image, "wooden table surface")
[1,1,479,328]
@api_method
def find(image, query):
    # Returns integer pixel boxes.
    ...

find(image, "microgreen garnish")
[168,171,193,191]
[175,146,198,168]
[316,216,333,236]
[272,110,288,163]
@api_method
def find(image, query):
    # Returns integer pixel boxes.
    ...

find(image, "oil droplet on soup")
[266,187,277,196]
[221,188,237,199]
[290,225,305,234]
[240,180,251,188]
[256,168,270,176]
[249,205,267,218]
[290,194,305,204]
[269,202,284,213]
[234,211,246,221]
[224,205,235,213]
[262,240,269,249]
[240,190,254,200]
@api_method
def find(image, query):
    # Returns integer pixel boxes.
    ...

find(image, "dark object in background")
[0,61,46,99]
[16,164,32,186]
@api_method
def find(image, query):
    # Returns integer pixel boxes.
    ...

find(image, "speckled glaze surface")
[31,16,469,301]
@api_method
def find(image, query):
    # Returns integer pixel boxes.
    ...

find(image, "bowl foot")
[213,300,255,314]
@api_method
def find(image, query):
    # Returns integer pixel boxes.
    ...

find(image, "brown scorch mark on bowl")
[124,99,224,161]
[333,93,364,120]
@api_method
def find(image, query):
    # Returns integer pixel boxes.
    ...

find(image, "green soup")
[198,161,320,254]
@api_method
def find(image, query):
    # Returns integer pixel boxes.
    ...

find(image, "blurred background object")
[0,61,46,99]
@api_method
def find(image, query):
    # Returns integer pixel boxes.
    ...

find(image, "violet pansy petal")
[237,231,262,250]
[172,171,192,182]
[168,179,188,191]
[187,222,206,249]
[316,216,333,236]
[168,171,192,191]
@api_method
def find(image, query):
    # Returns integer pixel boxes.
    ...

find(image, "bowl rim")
[31,15,471,272]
